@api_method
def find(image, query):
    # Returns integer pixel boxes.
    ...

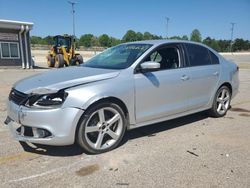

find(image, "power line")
[165,17,170,39]
[230,22,236,52]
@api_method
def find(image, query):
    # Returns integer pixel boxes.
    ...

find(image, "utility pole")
[230,22,236,52]
[68,1,77,53]
[165,17,170,39]
[68,1,77,38]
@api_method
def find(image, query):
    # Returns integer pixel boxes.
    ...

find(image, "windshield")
[83,43,152,69]
[56,37,70,47]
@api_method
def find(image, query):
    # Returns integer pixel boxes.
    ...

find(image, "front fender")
[63,77,136,125]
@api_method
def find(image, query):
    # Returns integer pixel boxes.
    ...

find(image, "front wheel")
[77,102,126,154]
[55,54,65,68]
[209,86,231,117]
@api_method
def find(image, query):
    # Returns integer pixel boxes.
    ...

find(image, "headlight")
[25,91,68,108]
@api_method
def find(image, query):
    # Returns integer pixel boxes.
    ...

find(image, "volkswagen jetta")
[5,40,239,153]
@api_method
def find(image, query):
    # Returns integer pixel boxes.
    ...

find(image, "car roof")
[125,39,205,46]
[124,39,220,56]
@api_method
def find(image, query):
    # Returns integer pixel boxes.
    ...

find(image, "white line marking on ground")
[8,156,92,183]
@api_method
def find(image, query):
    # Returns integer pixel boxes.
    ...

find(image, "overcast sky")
[0,0,249,40]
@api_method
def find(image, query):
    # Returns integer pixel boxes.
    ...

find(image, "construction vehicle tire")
[55,54,65,68]
[75,55,84,65]
[47,55,55,67]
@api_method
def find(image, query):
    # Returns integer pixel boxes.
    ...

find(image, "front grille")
[9,89,28,105]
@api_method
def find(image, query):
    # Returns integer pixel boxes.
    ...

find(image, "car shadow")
[20,141,84,156]
[20,111,209,156]
[122,111,208,143]
[33,65,50,69]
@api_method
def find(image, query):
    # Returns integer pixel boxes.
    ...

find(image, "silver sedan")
[5,40,239,154]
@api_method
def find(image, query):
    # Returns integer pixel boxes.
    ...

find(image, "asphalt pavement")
[0,53,249,188]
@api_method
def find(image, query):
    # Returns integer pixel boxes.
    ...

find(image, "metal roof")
[0,19,33,30]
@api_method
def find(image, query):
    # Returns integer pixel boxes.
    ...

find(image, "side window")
[146,46,180,70]
[150,51,162,63]
[209,50,219,64]
[185,44,211,66]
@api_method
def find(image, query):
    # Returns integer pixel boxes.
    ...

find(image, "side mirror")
[140,61,160,72]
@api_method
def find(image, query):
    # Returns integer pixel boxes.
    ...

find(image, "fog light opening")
[32,128,52,138]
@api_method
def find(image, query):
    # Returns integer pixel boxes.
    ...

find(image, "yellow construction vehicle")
[47,35,83,68]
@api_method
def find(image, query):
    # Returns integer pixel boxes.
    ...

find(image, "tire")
[77,102,127,154]
[47,55,55,67]
[55,54,65,68]
[75,54,84,65]
[209,86,231,117]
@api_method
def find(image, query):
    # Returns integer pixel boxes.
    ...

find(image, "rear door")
[183,43,220,110]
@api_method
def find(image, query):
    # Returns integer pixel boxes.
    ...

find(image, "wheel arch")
[208,81,233,109]
[219,82,232,94]
[74,96,130,143]
[85,97,129,120]
[208,82,232,117]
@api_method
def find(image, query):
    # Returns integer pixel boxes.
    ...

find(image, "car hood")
[14,66,120,94]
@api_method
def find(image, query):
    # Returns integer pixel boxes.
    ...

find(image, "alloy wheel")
[84,107,123,150]
[216,88,230,115]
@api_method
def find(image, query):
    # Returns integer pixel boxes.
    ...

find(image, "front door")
[134,45,190,123]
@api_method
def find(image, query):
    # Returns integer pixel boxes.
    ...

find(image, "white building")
[0,19,34,68]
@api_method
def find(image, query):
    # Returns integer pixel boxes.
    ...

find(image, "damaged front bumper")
[4,100,83,146]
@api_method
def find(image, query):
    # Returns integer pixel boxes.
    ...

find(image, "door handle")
[181,75,190,81]
[213,71,219,76]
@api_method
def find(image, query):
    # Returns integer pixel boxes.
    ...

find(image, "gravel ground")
[0,53,249,188]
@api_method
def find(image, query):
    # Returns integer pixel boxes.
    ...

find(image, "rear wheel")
[55,54,65,68]
[209,86,231,117]
[77,102,126,154]
[47,55,55,67]
[75,54,84,65]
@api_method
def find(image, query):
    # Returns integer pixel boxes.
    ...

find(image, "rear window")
[209,50,220,64]
[185,44,211,66]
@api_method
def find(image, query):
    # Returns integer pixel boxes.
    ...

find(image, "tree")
[136,32,144,41]
[203,37,220,51]
[123,30,163,42]
[233,38,250,51]
[169,36,182,40]
[182,35,189,40]
[31,36,54,45]
[109,37,121,46]
[30,36,43,44]
[203,37,212,47]
[168,35,189,41]
[217,40,231,52]
[143,32,153,40]
[122,30,138,42]
[150,34,162,40]
[190,29,202,42]
[79,34,93,47]
[90,36,100,47]
[43,36,54,45]
[30,31,250,52]
[99,34,110,47]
